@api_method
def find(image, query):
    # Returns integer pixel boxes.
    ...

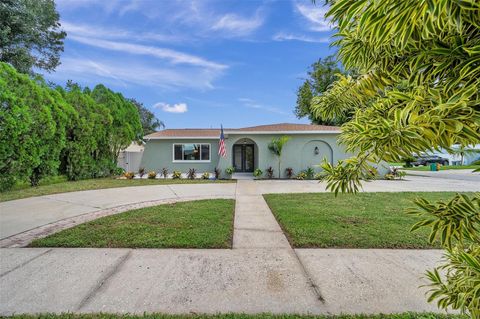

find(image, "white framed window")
[173,144,211,162]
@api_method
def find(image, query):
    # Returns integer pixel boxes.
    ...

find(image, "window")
[173,144,210,162]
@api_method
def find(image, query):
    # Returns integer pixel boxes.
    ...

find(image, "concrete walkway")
[1,175,478,315]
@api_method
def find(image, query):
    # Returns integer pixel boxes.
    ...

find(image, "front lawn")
[263,192,473,249]
[29,199,235,248]
[0,177,235,202]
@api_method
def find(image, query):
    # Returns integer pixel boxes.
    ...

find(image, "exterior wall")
[140,139,220,174]
[218,133,350,178]
[141,133,352,178]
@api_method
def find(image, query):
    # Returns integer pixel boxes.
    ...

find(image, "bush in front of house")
[285,167,294,179]
[253,168,263,179]
[201,172,210,180]
[214,167,220,179]
[147,171,156,179]
[187,168,197,180]
[161,168,168,179]
[225,166,235,178]
[172,170,182,179]
[265,167,274,179]
[296,171,307,180]
[138,167,146,178]
[124,171,135,179]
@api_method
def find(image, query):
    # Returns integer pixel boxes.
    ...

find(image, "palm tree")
[451,145,480,165]
[268,136,290,178]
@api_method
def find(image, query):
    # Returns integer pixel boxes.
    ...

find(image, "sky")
[46,0,336,129]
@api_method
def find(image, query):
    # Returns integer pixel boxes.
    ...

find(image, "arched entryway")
[232,138,258,172]
[301,140,333,172]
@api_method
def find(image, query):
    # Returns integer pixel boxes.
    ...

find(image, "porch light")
[314,146,319,155]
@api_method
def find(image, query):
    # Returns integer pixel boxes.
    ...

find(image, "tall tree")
[90,85,143,161]
[314,1,480,317]
[0,0,66,74]
[129,98,165,136]
[0,62,73,189]
[295,55,348,125]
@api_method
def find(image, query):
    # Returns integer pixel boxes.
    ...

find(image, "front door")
[233,144,254,172]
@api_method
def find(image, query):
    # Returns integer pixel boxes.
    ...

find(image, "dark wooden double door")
[233,144,254,172]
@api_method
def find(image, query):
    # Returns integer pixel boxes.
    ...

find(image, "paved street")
[0,174,478,315]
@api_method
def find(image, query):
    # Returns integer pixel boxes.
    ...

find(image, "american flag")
[218,125,227,158]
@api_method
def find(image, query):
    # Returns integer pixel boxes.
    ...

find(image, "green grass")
[263,192,474,249]
[29,199,235,248]
[403,165,479,171]
[1,313,467,319]
[0,176,235,202]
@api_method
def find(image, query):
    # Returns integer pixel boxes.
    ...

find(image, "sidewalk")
[0,180,447,315]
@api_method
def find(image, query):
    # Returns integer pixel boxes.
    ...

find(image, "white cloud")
[295,3,333,32]
[211,11,264,36]
[68,36,227,70]
[238,98,289,115]
[154,102,188,113]
[61,21,181,43]
[273,32,330,43]
[49,57,222,90]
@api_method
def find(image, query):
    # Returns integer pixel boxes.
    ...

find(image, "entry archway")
[301,140,333,172]
[232,138,258,172]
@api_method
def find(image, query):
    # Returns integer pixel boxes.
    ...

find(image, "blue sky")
[47,0,335,129]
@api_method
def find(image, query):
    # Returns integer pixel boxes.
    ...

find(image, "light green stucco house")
[141,123,351,178]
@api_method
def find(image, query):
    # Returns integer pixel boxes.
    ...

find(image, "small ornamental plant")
[187,168,196,180]
[285,167,294,179]
[266,167,274,179]
[225,166,235,177]
[124,171,135,179]
[253,168,263,179]
[172,170,182,179]
[296,172,307,180]
[201,172,210,180]
[138,167,146,178]
[147,171,156,179]
[161,168,168,179]
[214,167,220,179]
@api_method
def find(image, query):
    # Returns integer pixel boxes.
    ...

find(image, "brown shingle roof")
[228,123,340,132]
[145,123,340,139]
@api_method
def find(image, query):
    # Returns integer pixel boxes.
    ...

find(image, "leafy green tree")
[90,85,143,162]
[129,98,165,136]
[0,62,73,188]
[295,55,349,125]
[268,136,290,178]
[58,82,113,180]
[313,1,479,317]
[0,0,66,74]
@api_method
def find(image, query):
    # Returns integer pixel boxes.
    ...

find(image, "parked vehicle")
[411,155,449,166]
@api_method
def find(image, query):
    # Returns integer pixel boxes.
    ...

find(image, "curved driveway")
[1,171,479,241]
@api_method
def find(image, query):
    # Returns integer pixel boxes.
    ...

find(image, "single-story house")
[140,123,352,178]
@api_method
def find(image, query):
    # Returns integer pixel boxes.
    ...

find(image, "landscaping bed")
[0,177,235,202]
[29,199,235,248]
[263,192,473,249]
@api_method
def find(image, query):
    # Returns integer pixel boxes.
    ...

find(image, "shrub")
[304,167,315,180]
[113,167,125,176]
[285,167,294,179]
[225,166,235,175]
[266,167,274,179]
[124,171,135,179]
[138,167,145,178]
[253,168,263,178]
[201,172,210,180]
[214,167,220,179]
[187,168,196,180]
[147,171,156,179]
[161,168,168,179]
[385,167,406,180]
[296,172,307,180]
[172,170,182,179]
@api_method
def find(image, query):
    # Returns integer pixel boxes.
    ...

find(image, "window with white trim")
[173,144,210,161]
